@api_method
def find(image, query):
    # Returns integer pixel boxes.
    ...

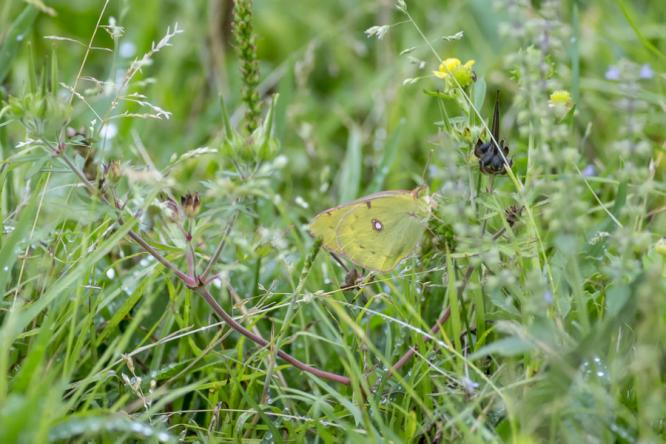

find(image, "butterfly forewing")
[310,190,411,250]
[333,192,430,272]
[309,188,432,272]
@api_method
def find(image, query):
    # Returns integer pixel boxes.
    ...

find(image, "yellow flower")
[548,90,572,107]
[433,58,476,88]
[433,58,461,78]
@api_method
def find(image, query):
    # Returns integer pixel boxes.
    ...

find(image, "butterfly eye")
[371,218,383,232]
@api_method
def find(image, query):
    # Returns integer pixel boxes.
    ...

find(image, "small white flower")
[100,123,118,140]
[273,155,288,169]
[294,196,309,209]
[364,25,390,40]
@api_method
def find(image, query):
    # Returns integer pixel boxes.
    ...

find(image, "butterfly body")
[309,187,432,272]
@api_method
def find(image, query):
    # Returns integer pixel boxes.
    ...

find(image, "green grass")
[1,0,665,442]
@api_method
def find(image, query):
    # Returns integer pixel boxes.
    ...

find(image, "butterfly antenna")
[329,252,350,272]
[491,90,501,142]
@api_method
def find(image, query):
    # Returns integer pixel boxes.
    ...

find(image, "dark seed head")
[473,93,512,175]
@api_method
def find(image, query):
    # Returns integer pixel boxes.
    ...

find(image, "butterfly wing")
[309,203,351,250]
[309,190,410,252]
[334,191,431,272]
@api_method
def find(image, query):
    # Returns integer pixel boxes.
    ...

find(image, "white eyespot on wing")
[371,218,383,231]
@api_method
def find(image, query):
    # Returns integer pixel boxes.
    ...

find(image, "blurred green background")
[0,2,644,174]
[2,0,663,198]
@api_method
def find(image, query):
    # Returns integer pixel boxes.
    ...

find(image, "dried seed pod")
[181,192,201,218]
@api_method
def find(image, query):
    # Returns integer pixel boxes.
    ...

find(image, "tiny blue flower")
[639,64,654,79]
[605,66,620,81]
[462,376,479,393]
[583,164,596,177]
[543,290,553,304]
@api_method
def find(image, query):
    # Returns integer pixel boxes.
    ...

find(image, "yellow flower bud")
[548,90,573,107]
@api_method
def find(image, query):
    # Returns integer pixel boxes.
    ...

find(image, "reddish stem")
[388,307,451,375]
[127,230,197,287]
[197,287,351,385]
[53,145,350,384]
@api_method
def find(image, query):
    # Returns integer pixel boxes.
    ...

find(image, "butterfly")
[309,186,433,273]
